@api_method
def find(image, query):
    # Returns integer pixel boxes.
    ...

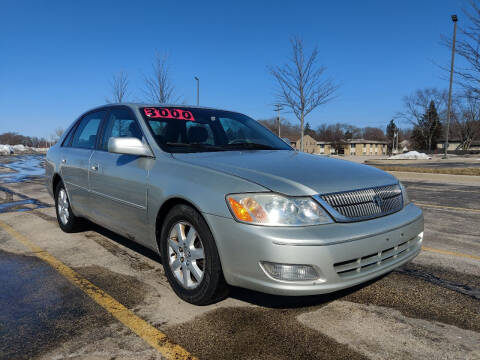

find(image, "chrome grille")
[333,235,422,278]
[319,184,403,222]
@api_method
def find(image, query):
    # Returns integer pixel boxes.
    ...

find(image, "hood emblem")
[373,194,383,207]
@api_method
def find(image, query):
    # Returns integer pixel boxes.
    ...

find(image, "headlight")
[399,182,410,205]
[226,193,333,226]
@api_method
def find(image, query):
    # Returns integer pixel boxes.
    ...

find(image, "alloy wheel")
[168,221,205,289]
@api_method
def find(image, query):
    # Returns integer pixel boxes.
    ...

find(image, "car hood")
[173,150,398,196]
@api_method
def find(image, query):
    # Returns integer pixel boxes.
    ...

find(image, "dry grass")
[372,166,480,176]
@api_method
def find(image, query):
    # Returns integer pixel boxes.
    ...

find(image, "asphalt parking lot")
[0,155,479,360]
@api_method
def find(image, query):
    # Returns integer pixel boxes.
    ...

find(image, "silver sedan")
[46,104,423,305]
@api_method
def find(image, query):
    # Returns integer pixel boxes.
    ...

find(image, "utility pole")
[392,130,398,154]
[444,14,458,159]
[273,104,283,137]
[194,76,200,106]
[395,130,399,154]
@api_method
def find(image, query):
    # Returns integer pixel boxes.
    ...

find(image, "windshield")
[141,107,292,153]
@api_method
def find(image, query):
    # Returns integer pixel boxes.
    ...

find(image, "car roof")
[87,103,241,114]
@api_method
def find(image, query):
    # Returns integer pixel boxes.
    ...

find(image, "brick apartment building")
[292,135,388,156]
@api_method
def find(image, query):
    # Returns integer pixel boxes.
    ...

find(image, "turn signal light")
[228,197,253,222]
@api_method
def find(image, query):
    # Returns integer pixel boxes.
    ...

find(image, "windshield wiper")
[165,142,223,152]
[165,142,279,152]
[223,142,277,150]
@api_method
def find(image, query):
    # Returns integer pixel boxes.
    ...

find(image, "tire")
[159,204,228,305]
[55,181,84,233]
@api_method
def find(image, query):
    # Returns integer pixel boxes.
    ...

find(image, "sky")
[0,0,467,138]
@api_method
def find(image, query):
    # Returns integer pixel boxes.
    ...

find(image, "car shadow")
[228,275,387,309]
[88,223,162,264]
[84,222,388,309]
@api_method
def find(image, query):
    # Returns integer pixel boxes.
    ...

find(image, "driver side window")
[100,108,143,151]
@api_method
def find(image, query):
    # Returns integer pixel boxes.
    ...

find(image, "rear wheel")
[160,204,228,305]
[55,181,84,233]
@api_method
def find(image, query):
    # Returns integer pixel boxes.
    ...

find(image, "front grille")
[320,184,403,221]
[333,235,422,278]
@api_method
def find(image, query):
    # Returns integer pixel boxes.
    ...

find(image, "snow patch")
[0,145,14,155]
[0,144,48,155]
[389,151,432,160]
[12,144,27,152]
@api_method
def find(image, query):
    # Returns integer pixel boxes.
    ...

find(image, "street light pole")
[194,76,200,106]
[273,104,283,137]
[444,14,458,159]
[392,130,399,154]
[395,130,399,153]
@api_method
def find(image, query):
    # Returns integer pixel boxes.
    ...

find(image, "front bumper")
[204,203,423,296]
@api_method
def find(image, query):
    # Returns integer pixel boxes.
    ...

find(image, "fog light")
[261,261,319,281]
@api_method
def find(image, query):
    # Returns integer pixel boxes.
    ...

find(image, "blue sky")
[0,0,465,138]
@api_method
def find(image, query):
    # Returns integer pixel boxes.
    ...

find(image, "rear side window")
[100,108,143,150]
[71,111,106,149]
[62,125,77,147]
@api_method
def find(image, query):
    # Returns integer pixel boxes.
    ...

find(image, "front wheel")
[159,204,228,305]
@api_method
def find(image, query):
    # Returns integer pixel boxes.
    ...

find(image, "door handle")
[91,164,99,171]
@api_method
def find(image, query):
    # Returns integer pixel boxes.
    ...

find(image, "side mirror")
[108,137,153,157]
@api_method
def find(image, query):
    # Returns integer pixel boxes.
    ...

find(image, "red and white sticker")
[143,107,195,121]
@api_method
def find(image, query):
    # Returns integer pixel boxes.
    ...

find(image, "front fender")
[146,156,268,245]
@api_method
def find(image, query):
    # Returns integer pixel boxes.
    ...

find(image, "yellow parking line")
[422,246,480,261]
[414,202,480,213]
[0,219,196,360]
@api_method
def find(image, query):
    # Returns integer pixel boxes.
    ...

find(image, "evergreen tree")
[411,126,425,151]
[412,101,442,151]
[304,122,316,138]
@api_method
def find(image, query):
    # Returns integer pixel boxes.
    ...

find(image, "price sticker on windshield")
[143,107,195,121]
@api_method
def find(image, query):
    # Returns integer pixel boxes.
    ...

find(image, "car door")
[89,107,152,244]
[60,110,106,217]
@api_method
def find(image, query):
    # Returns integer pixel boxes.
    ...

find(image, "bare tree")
[398,88,447,151]
[362,127,386,141]
[451,91,480,149]
[54,127,64,139]
[316,123,345,154]
[50,127,64,145]
[257,117,300,140]
[342,124,361,139]
[107,71,129,103]
[143,53,179,104]
[269,37,338,151]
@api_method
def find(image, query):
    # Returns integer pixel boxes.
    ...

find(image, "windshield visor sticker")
[143,107,195,121]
